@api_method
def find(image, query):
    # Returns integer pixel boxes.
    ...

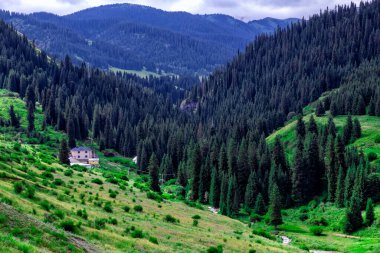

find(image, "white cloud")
[0,0,364,20]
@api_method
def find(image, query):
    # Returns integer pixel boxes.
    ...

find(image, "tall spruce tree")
[25,85,35,134]
[226,174,238,217]
[364,198,375,226]
[244,171,259,210]
[296,115,306,138]
[335,166,345,208]
[343,187,363,233]
[209,167,220,208]
[190,144,201,201]
[268,182,283,226]
[326,135,337,202]
[58,139,70,165]
[342,115,353,145]
[254,193,266,215]
[292,137,308,205]
[9,105,20,128]
[219,172,228,215]
[308,115,318,135]
[353,118,362,140]
[148,153,161,192]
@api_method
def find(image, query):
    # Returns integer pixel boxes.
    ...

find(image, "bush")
[149,236,159,244]
[375,135,380,144]
[54,210,65,220]
[91,178,103,185]
[39,200,52,211]
[249,213,263,222]
[131,229,144,238]
[192,214,201,220]
[207,245,223,253]
[310,226,324,236]
[60,220,77,232]
[310,217,328,226]
[248,250,256,253]
[53,179,65,186]
[94,218,106,230]
[252,229,275,240]
[299,213,309,221]
[123,206,130,213]
[104,202,113,213]
[163,214,178,223]
[64,170,73,177]
[192,219,199,227]
[14,181,23,194]
[368,152,378,162]
[133,205,143,212]
[147,191,162,202]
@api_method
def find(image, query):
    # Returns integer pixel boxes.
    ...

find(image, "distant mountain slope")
[0,4,296,75]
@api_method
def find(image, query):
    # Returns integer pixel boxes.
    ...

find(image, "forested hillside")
[0,1,380,252]
[0,4,296,75]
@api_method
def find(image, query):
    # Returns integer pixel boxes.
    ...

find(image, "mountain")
[0,4,296,75]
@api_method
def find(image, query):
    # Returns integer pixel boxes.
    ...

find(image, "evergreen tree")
[326,135,337,202]
[25,85,35,133]
[292,137,308,205]
[209,167,219,208]
[219,173,228,215]
[308,115,318,135]
[9,105,20,128]
[296,115,306,138]
[226,174,238,217]
[254,193,266,215]
[343,187,363,233]
[353,118,362,140]
[364,198,375,226]
[244,171,259,210]
[177,161,187,187]
[327,116,336,137]
[344,166,356,207]
[218,144,228,173]
[67,115,76,148]
[190,144,201,201]
[148,153,160,192]
[335,166,345,208]
[316,101,325,116]
[268,182,283,226]
[237,139,249,202]
[305,133,322,196]
[58,139,70,165]
[342,115,353,145]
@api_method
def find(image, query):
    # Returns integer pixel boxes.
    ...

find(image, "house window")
[78,156,80,158]
[85,151,88,153]
[85,155,88,158]
[78,151,80,154]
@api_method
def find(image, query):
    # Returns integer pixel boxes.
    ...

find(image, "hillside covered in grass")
[0,89,297,252]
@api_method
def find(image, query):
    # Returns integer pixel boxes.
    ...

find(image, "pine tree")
[342,115,353,145]
[326,135,337,202]
[353,118,361,140]
[316,101,325,116]
[364,198,375,226]
[244,171,259,209]
[177,161,187,187]
[254,193,266,215]
[308,115,318,135]
[237,139,249,202]
[226,174,238,217]
[327,116,336,137]
[67,115,76,148]
[218,144,228,173]
[344,166,355,207]
[25,85,36,134]
[148,153,160,192]
[343,187,363,233]
[219,173,228,215]
[268,182,283,226]
[190,144,201,201]
[209,167,220,208]
[58,139,70,165]
[296,115,306,138]
[335,166,345,208]
[9,105,20,128]
[292,137,308,205]
[305,133,322,196]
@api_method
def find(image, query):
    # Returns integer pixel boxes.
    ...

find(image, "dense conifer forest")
[0,1,379,247]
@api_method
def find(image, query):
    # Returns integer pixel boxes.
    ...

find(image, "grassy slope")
[109,67,177,78]
[262,100,380,252]
[0,89,296,252]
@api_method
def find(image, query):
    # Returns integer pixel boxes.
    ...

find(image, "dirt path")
[332,233,360,239]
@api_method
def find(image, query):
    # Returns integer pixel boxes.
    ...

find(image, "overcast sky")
[0,0,365,20]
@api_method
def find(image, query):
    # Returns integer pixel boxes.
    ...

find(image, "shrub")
[94,218,106,230]
[39,200,52,211]
[131,229,144,238]
[60,220,77,232]
[207,245,223,253]
[109,192,117,198]
[249,213,263,222]
[53,179,65,186]
[108,217,118,225]
[164,214,178,223]
[64,170,73,177]
[123,206,130,213]
[192,219,199,227]
[310,217,328,226]
[133,205,143,212]
[104,202,113,213]
[147,191,162,202]
[299,213,309,221]
[368,152,378,162]
[252,229,275,240]
[310,226,324,236]
[375,135,380,144]
[192,214,201,220]
[14,181,23,194]
[54,210,65,220]
[248,250,256,253]
[91,178,103,185]
[149,236,158,244]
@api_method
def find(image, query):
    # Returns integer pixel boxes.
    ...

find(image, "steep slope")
[0,89,296,252]
[0,4,296,75]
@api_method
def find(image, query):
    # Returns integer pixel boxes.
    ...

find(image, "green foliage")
[91,178,103,185]
[13,182,23,194]
[149,236,159,244]
[365,198,375,226]
[60,220,78,233]
[251,229,275,240]
[94,218,106,230]
[163,214,178,223]
[192,219,199,227]
[123,205,130,213]
[368,152,378,162]
[133,205,143,212]
[103,202,113,213]
[130,229,144,239]
[192,215,201,220]
[310,226,324,236]
[147,191,162,202]
[207,245,223,253]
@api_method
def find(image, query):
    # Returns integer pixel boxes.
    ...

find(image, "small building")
[69,147,99,167]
